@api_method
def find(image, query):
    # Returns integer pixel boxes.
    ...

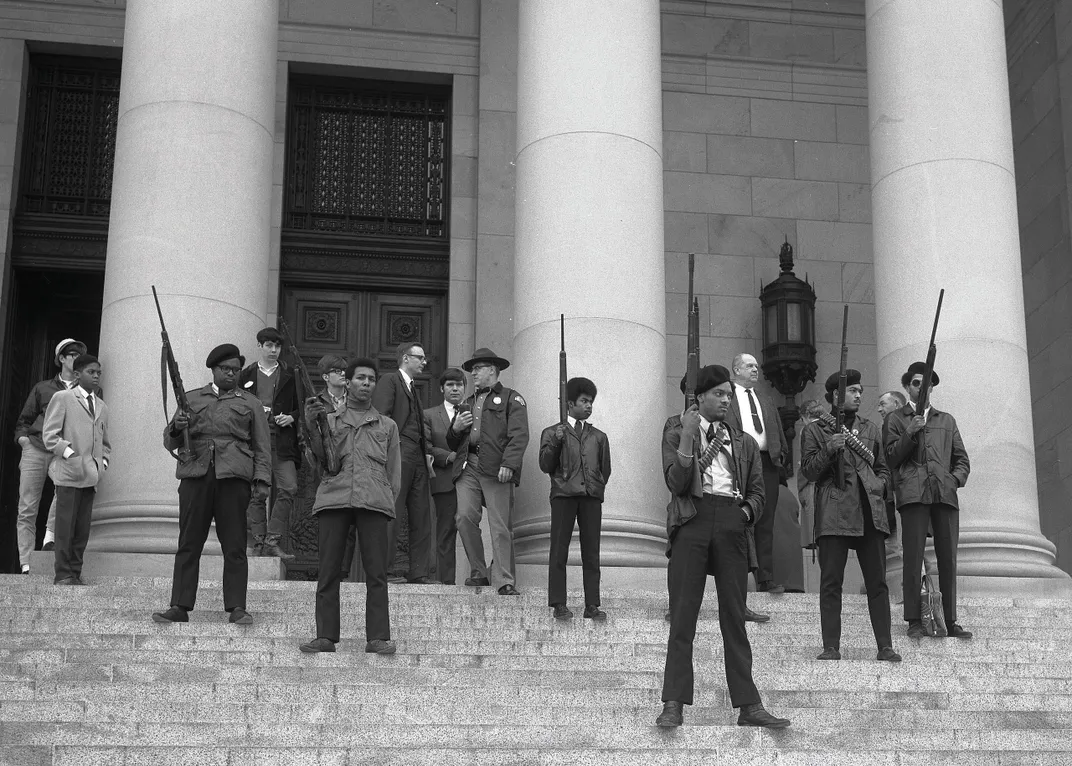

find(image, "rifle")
[151,286,192,463]
[685,253,700,409]
[833,304,849,489]
[279,319,340,476]
[914,289,945,464]
[559,314,568,424]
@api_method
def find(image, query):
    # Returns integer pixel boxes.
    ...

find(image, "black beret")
[904,361,939,386]
[824,369,862,393]
[206,343,244,369]
[695,365,731,397]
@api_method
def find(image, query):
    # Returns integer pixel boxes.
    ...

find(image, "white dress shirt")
[734,384,768,452]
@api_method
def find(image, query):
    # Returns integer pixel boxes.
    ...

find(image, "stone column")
[511,0,668,570]
[91,0,279,553]
[867,0,1070,592]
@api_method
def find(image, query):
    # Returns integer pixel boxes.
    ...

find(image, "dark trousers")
[385,442,432,579]
[315,507,390,643]
[753,452,780,583]
[169,464,250,612]
[434,489,458,585]
[547,496,602,607]
[53,486,95,583]
[817,497,892,650]
[663,494,760,709]
[901,502,959,624]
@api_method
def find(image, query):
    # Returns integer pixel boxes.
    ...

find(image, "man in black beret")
[152,343,272,625]
[657,365,789,730]
[800,370,900,662]
[886,362,972,639]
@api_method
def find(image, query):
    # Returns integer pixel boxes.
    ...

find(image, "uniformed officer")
[447,347,529,595]
[152,344,272,625]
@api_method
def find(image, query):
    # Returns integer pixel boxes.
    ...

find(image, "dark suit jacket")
[238,361,300,464]
[372,370,431,460]
[725,384,788,468]
[423,403,457,495]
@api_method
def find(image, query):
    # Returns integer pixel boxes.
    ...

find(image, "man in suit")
[239,327,299,560]
[424,367,467,585]
[656,365,789,729]
[372,342,436,584]
[41,354,110,585]
[726,353,789,593]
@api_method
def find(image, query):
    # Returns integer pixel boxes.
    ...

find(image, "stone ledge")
[28,552,285,581]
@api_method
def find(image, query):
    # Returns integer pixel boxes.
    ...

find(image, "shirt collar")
[399,369,414,389]
[443,401,457,417]
[78,385,93,398]
[257,361,278,376]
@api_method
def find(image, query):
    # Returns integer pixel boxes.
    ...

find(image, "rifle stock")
[279,319,340,476]
[151,286,192,463]
[685,254,699,408]
[834,304,849,489]
[559,314,568,423]
[914,289,944,463]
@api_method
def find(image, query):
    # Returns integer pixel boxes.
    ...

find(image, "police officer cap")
[824,369,862,393]
[695,365,732,397]
[904,361,939,386]
[206,343,244,369]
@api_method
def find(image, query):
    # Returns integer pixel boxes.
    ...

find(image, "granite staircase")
[1,575,1071,765]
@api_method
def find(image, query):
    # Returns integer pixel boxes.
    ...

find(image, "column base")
[513,515,667,568]
[956,527,1070,581]
[88,501,186,555]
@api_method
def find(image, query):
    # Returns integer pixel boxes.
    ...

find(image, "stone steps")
[1,574,1071,765]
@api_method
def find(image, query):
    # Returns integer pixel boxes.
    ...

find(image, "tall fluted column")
[867,0,1070,592]
[92,0,279,553]
[511,0,668,568]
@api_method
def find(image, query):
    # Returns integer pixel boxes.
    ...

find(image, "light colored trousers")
[454,459,516,588]
[16,443,58,566]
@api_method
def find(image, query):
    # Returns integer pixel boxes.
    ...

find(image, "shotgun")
[685,253,700,409]
[914,289,944,464]
[279,319,340,476]
[559,314,568,424]
[833,304,849,489]
[152,286,193,463]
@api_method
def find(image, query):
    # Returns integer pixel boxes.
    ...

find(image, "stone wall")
[660,1,876,432]
[1006,0,1072,573]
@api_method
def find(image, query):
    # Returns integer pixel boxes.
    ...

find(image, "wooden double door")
[280,286,447,575]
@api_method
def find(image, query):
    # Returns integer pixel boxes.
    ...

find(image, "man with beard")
[656,365,789,730]
[152,344,271,626]
[800,371,900,662]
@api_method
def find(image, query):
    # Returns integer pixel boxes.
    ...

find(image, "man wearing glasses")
[152,344,271,626]
[372,342,437,584]
[885,361,972,640]
[13,338,86,573]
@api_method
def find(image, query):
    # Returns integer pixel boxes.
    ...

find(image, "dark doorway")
[0,269,104,572]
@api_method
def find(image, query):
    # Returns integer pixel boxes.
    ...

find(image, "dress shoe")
[816,647,841,660]
[552,604,573,620]
[299,637,336,653]
[387,575,407,584]
[744,608,770,623]
[74,577,88,586]
[464,576,491,586]
[498,584,521,596]
[757,581,785,594]
[407,576,440,585]
[54,577,79,586]
[152,606,189,623]
[42,541,55,552]
[583,605,607,621]
[20,565,29,575]
[366,639,397,654]
[228,608,253,625]
[737,703,790,728]
[877,646,902,662]
[261,542,295,561]
[947,623,973,639]
[906,621,927,639]
[655,701,683,728]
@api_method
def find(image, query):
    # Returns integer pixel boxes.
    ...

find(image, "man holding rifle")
[886,361,972,639]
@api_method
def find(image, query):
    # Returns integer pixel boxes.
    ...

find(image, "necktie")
[87,394,95,418]
[746,389,763,434]
[575,421,584,439]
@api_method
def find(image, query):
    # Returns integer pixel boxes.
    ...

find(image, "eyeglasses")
[327,368,346,376]
[406,354,426,362]
[215,366,241,375]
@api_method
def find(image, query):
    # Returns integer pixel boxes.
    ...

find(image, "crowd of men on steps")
[12,332,972,731]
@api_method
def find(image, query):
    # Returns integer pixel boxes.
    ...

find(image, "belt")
[701,492,739,504]
[468,444,480,454]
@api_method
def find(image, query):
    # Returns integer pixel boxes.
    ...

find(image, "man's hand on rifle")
[173,411,190,431]
[828,433,847,452]
[252,480,270,502]
[497,466,514,484]
[906,415,926,436]
[553,423,567,441]
[304,397,326,428]
[679,405,701,453]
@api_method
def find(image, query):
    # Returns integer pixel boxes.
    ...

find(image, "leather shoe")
[54,577,79,586]
[552,604,573,620]
[655,701,683,728]
[757,581,785,594]
[366,639,397,654]
[744,608,770,623]
[261,542,295,561]
[387,575,407,584]
[299,637,336,653]
[152,606,189,623]
[877,646,902,662]
[464,576,491,586]
[737,703,790,728]
[42,541,54,552]
[407,576,440,585]
[228,608,253,625]
[498,584,521,596]
[74,577,88,586]
[947,623,973,639]
[583,605,607,621]
[906,621,927,639]
[816,647,841,660]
